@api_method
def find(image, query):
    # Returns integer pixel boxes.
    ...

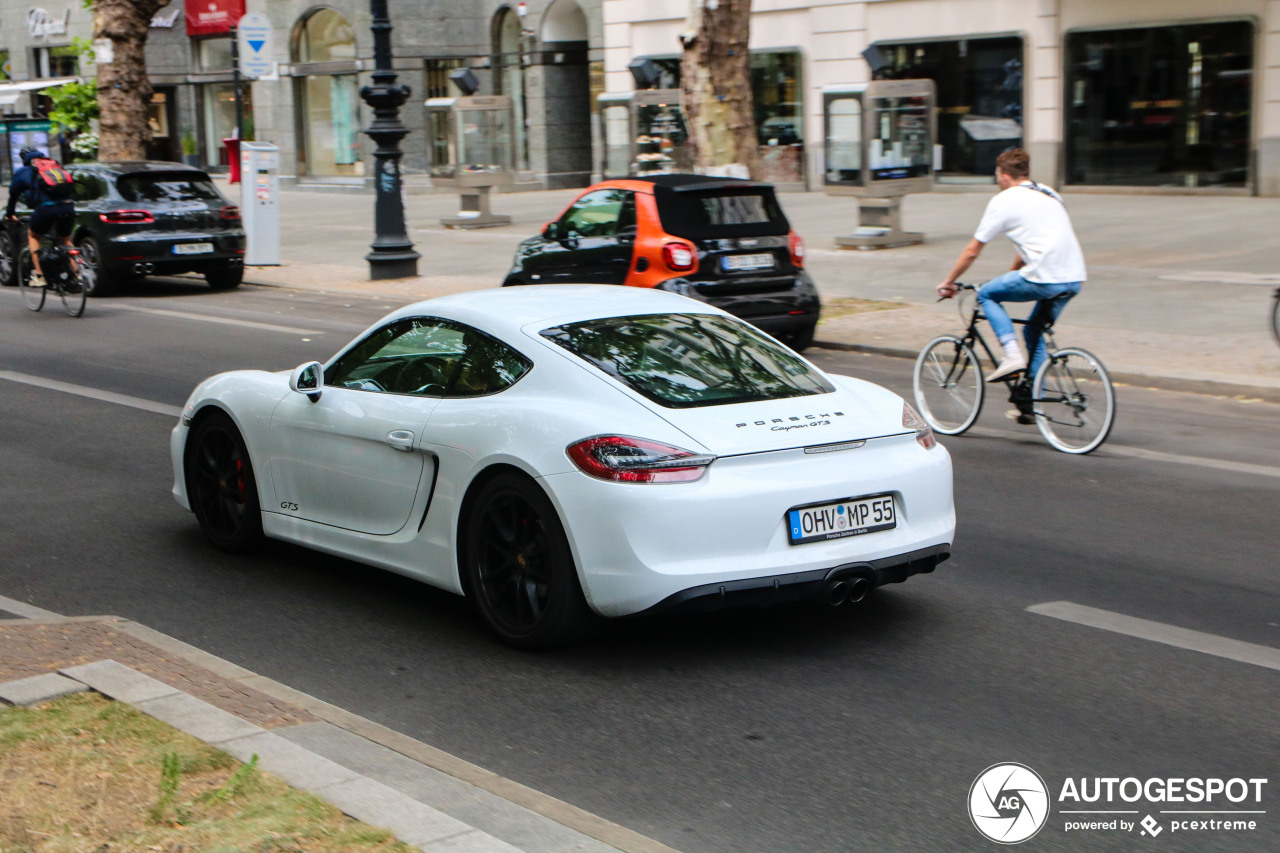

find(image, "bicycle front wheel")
[1271,290,1280,346]
[17,248,44,311]
[1032,347,1115,454]
[913,335,984,434]
[59,270,86,317]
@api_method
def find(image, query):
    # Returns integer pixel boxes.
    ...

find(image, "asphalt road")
[1,279,1277,852]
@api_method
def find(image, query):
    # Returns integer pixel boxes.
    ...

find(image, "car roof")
[69,160,210,176]
[382,285,729,339]
[600,174,777,194]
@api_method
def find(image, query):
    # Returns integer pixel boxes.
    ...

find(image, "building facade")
[604,0,1280,195]
[0,0,604,189]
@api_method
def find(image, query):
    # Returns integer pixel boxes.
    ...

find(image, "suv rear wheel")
[75,237,112,296]
[205,262,243,291]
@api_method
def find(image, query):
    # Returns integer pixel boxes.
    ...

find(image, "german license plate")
[787,494,896,545]
[721,252,774,272]
[173,242,213,255]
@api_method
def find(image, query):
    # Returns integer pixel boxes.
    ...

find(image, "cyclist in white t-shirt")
[936,148,1087,398]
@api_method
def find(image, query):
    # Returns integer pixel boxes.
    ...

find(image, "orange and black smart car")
[502,174,820,350]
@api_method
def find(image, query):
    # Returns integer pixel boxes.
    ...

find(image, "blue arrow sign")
[248,40,265,53]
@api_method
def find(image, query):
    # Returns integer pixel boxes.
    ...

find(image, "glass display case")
[598,89,693,179]
[823,80,936,196]
[426,95,515,190]
[822,80,936,249]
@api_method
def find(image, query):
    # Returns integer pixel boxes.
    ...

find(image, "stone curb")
[0,600,681,853]
[813,338,1280,405]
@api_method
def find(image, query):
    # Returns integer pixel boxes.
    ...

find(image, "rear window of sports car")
[540,313,833,408]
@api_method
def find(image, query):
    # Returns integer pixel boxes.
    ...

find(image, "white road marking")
[1156,270,1280,286]
[0,371,181,418]
[111,304,321,335]
[0,593,62,620]
[965,426,1280,479]
[1029,601,1280,673]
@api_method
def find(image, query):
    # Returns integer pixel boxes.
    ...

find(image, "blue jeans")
[977,272,1082,377]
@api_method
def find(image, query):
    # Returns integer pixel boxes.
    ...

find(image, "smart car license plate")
[721,252,775,272]
[173,243,213,255]
[787,494,896,545]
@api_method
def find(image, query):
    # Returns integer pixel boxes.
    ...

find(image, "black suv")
[0,161,246,295]
[503,175,821,350]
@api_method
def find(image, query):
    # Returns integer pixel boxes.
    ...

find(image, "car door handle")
[386,430,415,452]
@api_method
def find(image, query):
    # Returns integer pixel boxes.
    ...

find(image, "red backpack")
[31,156,75,200]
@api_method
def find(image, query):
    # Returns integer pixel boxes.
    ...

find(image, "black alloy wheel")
[464,473,595,649]
[186,411,264,552]
[205,262,244,291]
[781,322,816,353]
[0,229,16,287]
[75,236,111,296]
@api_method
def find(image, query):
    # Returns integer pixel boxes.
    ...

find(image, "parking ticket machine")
[426,94,515,228]
[823,80,936,249]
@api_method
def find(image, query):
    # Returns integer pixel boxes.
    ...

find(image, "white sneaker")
[28,274,46,288]
[986,354,1027,382]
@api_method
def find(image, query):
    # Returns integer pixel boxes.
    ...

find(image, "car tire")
[75,236,113,296]
[781,322,816,353]
[501,275,526,287]
[463,472,596,649]
[0,228,17,287]
[205,262,244,291]
[185,410,264,552]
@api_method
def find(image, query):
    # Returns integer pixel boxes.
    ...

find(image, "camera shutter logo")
[969,763,1050,844]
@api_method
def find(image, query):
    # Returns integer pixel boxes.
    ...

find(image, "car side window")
[325,317,531,398]
[561,189,628,239]
[70,173,106,202]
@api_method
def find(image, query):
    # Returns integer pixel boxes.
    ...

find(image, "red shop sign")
[185,0,246,37]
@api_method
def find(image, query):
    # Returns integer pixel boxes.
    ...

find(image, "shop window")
[877,36,1022,179]
[1065,22,1252,188]
[293,9,360,177]
[295,9,356,63]
[629,51,805,184]
[198,38,233,70]
[203,83,253,164]
[32,45,79,78]
[0,51,11,82]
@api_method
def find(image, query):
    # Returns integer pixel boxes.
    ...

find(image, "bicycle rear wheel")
[59,273,86,317]
[913,335,984,434]
[1031,347,1115,454]
[17,248,44,311]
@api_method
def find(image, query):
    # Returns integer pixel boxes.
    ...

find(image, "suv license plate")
[787,494,896,545]
[722,253,774,272]
[173,243,213,255]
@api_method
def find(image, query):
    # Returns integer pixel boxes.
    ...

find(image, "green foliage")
[150,750,184,823]
[201,752,262,805]
[47,79,99,136]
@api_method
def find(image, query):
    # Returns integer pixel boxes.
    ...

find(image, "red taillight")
[788,231,805,268]
[221,205,241,220]
[567,435,715,484]
[662,241,697,272]
[99,210,154,224]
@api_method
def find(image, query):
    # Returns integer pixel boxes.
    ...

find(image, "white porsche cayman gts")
[172,285,955,647]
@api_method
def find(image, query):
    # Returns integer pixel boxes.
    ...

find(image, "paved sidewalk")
[219,179,1280,403]
[0,597,679,853]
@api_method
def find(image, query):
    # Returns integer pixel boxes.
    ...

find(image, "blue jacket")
[6,162,61,217]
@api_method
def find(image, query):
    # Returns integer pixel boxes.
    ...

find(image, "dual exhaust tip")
[824,576,870,607]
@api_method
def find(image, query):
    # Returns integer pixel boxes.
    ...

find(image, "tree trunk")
[93,0,166,161]
[679,0,759,179]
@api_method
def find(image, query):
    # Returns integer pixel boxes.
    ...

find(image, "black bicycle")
[912,282,1115,454]
[15,219,88,317]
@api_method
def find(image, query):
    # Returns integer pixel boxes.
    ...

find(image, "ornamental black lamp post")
[360,0,420,279]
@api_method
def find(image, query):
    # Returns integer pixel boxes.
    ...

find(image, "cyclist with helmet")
[5,146,76,281]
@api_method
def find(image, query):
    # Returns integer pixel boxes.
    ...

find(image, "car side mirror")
[542,221,559,240]
[289,361,324,402]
